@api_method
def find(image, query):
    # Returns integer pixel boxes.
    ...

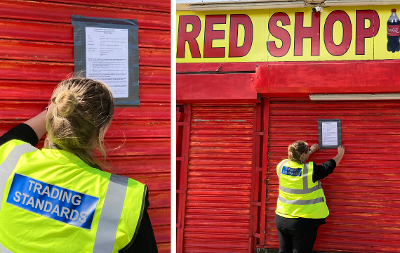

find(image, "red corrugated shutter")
[182,104,256,252]
[0,0,170,252]
[266,98,400,252]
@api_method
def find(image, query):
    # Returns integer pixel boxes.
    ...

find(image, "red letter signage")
[324,11,352,56]
[294,12,320,56]
[267,12,291,57]
[177,15,202,58]
[356,10,380,55]
[229,14,253,57]
[204,15,226,58]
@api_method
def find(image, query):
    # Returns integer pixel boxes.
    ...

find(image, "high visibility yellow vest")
[0,140,146,253]
[275,159,329,219]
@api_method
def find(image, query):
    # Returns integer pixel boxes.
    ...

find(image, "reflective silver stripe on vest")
[278,162,322,195]
[279,196,325,205]
[0,143,38,213]
[302,163,309,190]
[277,159,289,181]
[93,174,129,253]
[280,183,322,194]
[0,243,13,253]
[0,242,13,253]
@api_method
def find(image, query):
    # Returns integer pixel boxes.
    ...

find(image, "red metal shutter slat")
[0,0,171,251]
[266,99,400,252]
[183,104,254,253]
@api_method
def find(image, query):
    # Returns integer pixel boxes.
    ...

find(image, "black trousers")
[276,225,319,253]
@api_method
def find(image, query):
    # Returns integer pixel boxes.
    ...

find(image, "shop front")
[176,2,400,252]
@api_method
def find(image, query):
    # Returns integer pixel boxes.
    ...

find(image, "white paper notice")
[86,27,129,98]
[322,122,338,146]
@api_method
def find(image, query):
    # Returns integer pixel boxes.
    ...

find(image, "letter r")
[177,15,202,58]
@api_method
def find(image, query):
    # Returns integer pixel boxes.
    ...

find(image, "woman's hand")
[333,145,345,166]
[310,143,320,154]
[337,145,345,155]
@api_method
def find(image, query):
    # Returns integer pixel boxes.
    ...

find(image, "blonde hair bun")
[288,140,308,164]
[55,90,78,118]
[45,77,114,169]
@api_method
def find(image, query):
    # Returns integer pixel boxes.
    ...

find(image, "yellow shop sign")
[176,6,400,63]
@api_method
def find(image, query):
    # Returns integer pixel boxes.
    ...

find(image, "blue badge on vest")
[7,173,99,230]
[282,166,302,177]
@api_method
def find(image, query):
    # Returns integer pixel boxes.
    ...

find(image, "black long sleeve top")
[275,159,337,230]
[0,123,158,253]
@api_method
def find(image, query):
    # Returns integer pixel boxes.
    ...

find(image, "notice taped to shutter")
[318,119,342,149]
[86,27,129,98]
[71,15,140,107]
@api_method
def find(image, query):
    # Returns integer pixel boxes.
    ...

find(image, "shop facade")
[176,1,400,252]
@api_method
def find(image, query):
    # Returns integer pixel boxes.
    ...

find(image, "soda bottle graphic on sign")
[387,9,400,53]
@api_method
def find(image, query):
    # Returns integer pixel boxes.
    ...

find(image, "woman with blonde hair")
[0,77,158,252]
[275,140,344,253]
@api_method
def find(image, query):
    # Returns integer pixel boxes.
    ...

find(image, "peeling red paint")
[0,0,171,251]
[178,104,256,253]
[265,99,400,252]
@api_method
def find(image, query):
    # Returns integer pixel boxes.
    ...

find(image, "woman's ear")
[300,153,306,163]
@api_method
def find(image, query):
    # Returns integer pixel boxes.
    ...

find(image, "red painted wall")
[265,98,400,252]
[177,60,400,102]
[255,60,400,96]
[176,73,258,103]
[176,104,259,253]
[177,58,400,252]
[0,0,171,251]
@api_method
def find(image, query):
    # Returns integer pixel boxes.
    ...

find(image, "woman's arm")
[120,191,158,253]
[305,144,345,165]
[312,145,345,182]
[124,210,158,253]
[302,143,320,162]
[0,110,47,147]
[332,145,345,166]
[24,110,47,140]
